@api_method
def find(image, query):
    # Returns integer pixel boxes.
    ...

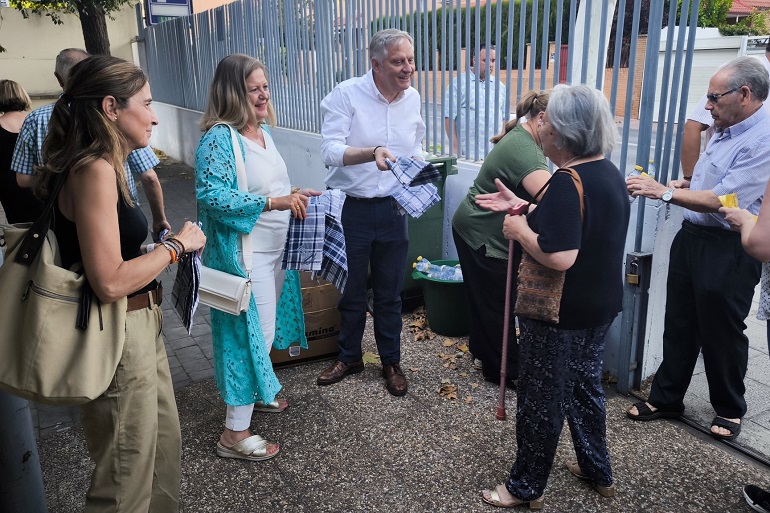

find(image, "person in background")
[452,90,551,389]
[681,41,770,179]
[317,28,425,396]
[12,48,170,238]
[721,179,770,513]
[0,79,42,223]
[444,43,508,160]
[480,84,629,508]
[36,54,206,512]
[196,54,318,461]
[627,57,770,441]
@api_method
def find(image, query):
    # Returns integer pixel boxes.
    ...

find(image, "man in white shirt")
[444,43,508,160]
[317,28,426,396]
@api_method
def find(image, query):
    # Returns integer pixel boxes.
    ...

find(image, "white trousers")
[225,248,286,432]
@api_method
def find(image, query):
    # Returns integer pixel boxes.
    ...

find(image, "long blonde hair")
[199,54,277,132]
[490,90,549,144]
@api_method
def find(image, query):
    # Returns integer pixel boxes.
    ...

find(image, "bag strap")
[212,123,253,276]
[13,169,68,266]
[529,167,585,221]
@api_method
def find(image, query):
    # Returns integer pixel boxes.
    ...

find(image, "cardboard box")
[270,307,340,366]
[301,282,339,312]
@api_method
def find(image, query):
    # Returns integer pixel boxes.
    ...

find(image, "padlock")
[626,260,639,285]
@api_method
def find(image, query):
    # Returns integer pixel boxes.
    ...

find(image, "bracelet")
[291,186,300,195]
[683,176,692,181]
[372,146,382,160]
[160,242,178,264]
[266,197,272,211]
[167,237,186,256]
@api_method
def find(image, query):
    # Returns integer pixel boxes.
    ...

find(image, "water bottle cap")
[634,165,643,171]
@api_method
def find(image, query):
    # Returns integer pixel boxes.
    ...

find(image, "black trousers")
[648,222,761,419]
[453,228,519,382]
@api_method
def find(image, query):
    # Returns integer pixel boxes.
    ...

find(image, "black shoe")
[744,484,770,513]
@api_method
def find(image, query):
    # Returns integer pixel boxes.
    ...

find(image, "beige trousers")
[80,300,181,513]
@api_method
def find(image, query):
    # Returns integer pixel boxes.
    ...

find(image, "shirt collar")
[717,104,768,139]
[366,70,406,103]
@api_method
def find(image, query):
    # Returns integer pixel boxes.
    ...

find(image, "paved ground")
[10,157,770,512]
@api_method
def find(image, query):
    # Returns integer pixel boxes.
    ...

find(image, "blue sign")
[145,0,191,25]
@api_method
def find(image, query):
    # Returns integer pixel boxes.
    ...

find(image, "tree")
[7,0,135,55]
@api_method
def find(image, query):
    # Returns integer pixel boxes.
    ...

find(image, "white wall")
[0,5,141,97]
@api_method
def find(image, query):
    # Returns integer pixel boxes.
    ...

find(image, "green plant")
[719,11,769,36]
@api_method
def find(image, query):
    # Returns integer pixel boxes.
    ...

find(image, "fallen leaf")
[457,344,469,353]
[471,383,479,389]
[409,367,420,373]
[463,396,473,404]
[459,372,469,378]
[362,352,380,365]
[442,339,455,347]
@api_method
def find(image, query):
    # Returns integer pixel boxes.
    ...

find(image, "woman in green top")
[451,90,551,387]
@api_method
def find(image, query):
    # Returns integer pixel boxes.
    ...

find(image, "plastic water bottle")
[413,256,448,274]
[428,265,463,281]
[648,160,656,180]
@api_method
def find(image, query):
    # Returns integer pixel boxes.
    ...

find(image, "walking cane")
[496,205,525,421]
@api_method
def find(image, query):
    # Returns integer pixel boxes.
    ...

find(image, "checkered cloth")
[388,156,441,186]
[387,158,441,218]
[283,190,348,293]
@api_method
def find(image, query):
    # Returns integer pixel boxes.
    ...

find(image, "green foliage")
[376,0,572,71]
[698,0,732,27]
[719,12,769,36]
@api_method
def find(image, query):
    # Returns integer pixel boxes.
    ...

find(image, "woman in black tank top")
[35,55,206,512]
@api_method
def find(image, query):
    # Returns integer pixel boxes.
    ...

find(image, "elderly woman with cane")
[478,84,630,509]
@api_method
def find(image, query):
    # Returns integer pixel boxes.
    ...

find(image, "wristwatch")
[661,188,675,204]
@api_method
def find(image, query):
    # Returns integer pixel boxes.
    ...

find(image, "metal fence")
[143,0,700,172]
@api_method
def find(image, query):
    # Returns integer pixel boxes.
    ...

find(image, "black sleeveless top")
[0,126,44,223]
[53,186,157,297]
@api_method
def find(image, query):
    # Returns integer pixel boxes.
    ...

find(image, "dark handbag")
[513,168,584,324]
[0,172,127,405]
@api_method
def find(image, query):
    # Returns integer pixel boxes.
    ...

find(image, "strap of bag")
[213,123,253,277]
[14,170,68,266]
[529,167,585,221]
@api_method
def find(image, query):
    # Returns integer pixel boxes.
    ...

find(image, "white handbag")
[199,124,254,315]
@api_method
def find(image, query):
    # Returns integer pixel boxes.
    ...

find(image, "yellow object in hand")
[718,193,739,208]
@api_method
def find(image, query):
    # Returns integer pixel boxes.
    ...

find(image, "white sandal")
[216,434,279,461]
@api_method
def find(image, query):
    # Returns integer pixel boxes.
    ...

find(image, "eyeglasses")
[706,87,740,103]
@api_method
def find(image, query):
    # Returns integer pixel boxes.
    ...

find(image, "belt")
[681,220,739,240]
[126,283,163,312]
[346,195,391,202]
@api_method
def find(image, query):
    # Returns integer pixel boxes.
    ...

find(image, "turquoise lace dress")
[195,124,307,406]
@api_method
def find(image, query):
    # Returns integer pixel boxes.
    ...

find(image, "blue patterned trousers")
[505,318,613,501]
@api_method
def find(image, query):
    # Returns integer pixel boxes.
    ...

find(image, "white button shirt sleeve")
[320,86,353,168]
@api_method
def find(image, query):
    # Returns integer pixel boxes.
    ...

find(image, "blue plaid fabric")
[11,102,160,202]
[387,158,441,217]
[283,190,348,293]
[388,156,441,186]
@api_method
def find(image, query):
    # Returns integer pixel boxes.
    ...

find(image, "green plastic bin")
[402,155,458,301]
[411,259,470,337]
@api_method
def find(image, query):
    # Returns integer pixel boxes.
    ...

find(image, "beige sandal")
[480,484,544,510]
[564,460,615,497]
[216,434,279,461]
[254,398,289,413]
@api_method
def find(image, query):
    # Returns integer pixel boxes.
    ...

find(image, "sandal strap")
[711,417,740,430]
[229,435,268,456]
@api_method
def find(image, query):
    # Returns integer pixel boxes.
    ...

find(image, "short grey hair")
[55,48,89,86]
[546,84,617,157]
[720,56,769,102]
[369,29,414,63]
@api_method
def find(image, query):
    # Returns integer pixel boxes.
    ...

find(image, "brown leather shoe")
[383,363,408,396]
[316,360,364,386]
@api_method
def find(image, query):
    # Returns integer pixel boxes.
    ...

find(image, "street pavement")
[9,157,770,512]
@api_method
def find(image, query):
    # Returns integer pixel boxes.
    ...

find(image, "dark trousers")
[506,319,613,500]
[452,229,519,381]
[648,222,761,419]
[336,197,408,365]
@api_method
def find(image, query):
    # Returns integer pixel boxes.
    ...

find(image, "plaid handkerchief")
[387,157,441,187]
[391,183,440,218]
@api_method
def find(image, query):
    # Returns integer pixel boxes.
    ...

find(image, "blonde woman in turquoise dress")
[196,54,319,461]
